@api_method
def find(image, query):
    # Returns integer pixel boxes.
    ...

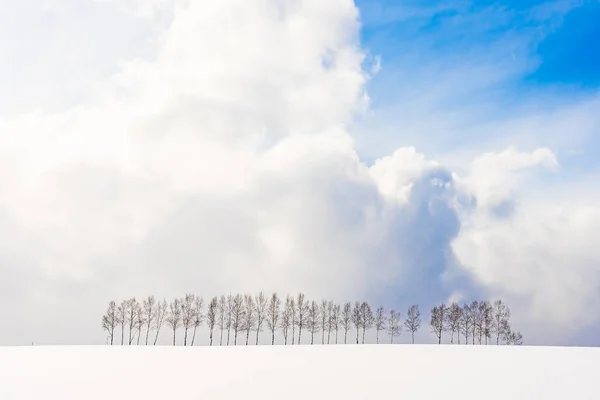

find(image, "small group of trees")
[102,293,523,346]
[429,300,522,345]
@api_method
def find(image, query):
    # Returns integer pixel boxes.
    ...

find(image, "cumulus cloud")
[1,0,600,347]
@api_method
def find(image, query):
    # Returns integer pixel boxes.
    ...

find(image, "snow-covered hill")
[0,345,597,399]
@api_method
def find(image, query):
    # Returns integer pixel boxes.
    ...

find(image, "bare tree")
[153,299,168,345]
[167,298,182,346]
[281,295,293,345]
[470,301,480,345]
[374,306,386,344]
[231,294,244,345]
[142,296,157,345]
[135,302,145,345]
[360,302,374,344]
[126,298,138,345]
[295,293,308,345]
[404,304,421,344]
[266,293,281,345]
[341,302,352,344]
[387,309,401,344]
[180,294,195,346]
[254,292,268,345]
[320,300,329,345]
[290,297,296,345]
[460,302,472,345]
[430,305,445,344]
[330,303,341,344]
[492,300,511,345]
[226,294,234,345]
[206,297,217,346]
[217,295,227,346]
[481,301,493,345]
[243,294,256,345]
[190,296,204,346]
[307,300,320,345]
[505,326,523,345]
[102,301,117,345]
[117,300,127,345]
[351,302,362,344]
[448,302,462,344]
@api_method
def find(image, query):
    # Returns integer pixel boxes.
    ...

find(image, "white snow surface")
[0,345,598,399]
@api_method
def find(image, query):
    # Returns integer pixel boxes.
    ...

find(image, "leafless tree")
[460,303,472,345]
[102,301,117,345]
[167,298,182,346]
[341,302,352,344]
[217,295,227,346]
[404,304,421,344]
[266,293,281,345]
[290,297,296,345]
[481,301,493,345]
[351,302,362,344]
[153,299,168,345]
[135,302,145,345]
[387,309,401,344]
[330,303,341,344]
[470,301,480,344]
[231,294,244,345]
[142,296,156,345]
[430,304,447,344]
[243,294,256,345]
[492,299,511,345]
[374,306,386,344]
[295,293,308,345]
[320,300,329,345]
[190,296,204,346]
[448,302,462,344]
[117,300,127,345]
[254,292,268,345]
[307,300,320,345]
[206,297,217,346]
[180,294,196,346]
[226,294,234,345]
[504,326,523,345]
[126,298,138,345]
[281,295,293,345]
[360,302,374,344]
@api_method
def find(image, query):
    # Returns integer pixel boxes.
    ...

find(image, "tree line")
[101,292,523,346]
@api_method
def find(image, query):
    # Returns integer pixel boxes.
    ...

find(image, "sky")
[0,0,599,346]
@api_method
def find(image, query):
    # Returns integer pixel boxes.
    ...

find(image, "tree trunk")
[153,328,160,345]
[145,324,150,345]
[172,329,176,346]
[183,328,188,346]
[256,330,260,346]
[411,331,415,344]
[191,325,198,346]
[209,329,214,346]
[121,326,125,345]
[220,328,224,346]
[245,329,250,345]
[362,327,366,344]
[271,330,275,345]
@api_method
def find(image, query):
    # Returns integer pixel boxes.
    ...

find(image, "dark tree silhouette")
[448,302,462,344]
[351,302,362,344]
[282,295,293,345]
[117,300,127,345]
[243,294,256,345]
[330,303,341,344]
[217,295,227,346]
[190,296,204,346]
[231,294,244,345]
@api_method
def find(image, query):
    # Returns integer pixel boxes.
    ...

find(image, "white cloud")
[1,0,600,347]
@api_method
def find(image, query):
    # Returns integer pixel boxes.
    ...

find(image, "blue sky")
[352,0,600,170]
